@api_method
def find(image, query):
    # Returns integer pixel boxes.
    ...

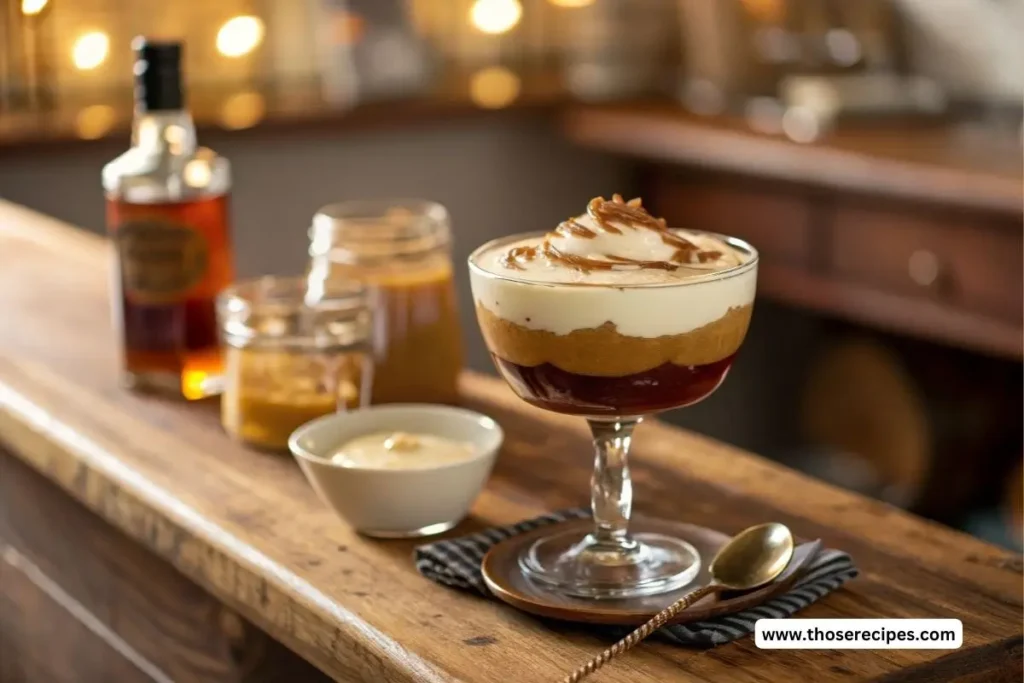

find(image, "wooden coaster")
[482,517,818,626]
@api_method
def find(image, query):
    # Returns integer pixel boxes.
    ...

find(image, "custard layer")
[476,303,753,376]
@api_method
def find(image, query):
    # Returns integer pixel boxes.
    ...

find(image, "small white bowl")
[288,404,503,538]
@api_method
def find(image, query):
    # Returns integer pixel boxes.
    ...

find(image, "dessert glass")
[468,229,758,599]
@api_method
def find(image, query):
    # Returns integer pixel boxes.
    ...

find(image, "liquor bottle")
[103,38,234,399]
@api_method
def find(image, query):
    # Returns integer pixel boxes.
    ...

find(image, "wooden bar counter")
[0,200,1021,682]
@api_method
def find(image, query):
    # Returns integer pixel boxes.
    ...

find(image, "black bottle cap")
[133,37,184,112]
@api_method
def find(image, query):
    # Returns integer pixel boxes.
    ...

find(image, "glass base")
[519,518,701,599]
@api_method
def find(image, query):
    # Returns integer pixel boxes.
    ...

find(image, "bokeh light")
[184,159,213,188]
[72,32,109,71]
[469,67,521,109]
[217,16,265,57]
[220,91,266,130]
[469,0,522,35]
[21,0,48,16]
[74,105,116,140]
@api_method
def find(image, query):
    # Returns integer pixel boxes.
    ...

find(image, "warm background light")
[220,91,266,130]
[72,32,110,71]
[328,11,366,46]
[164,125,187,155]
[183,159,213,188]
[741,0,785,23]
[21,0,47,15]
[469,66,521,109]
[547,0,594,7]
[74,105,116,140]
[469,0,522,35]
[216,16,265,58]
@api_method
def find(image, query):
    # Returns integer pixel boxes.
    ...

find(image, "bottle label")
[113,219,209,303]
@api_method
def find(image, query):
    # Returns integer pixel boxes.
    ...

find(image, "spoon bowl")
[709,522,795,590]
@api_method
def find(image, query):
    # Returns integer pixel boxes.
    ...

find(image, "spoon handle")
[562,584,722,683]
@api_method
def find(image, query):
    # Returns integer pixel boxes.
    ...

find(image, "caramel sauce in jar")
[217,277,372,451]
[221,347,367,451]
[308,201,463,405]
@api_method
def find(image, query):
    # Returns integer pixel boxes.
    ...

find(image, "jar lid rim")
[312,199,450,231]
[216,276,373,325]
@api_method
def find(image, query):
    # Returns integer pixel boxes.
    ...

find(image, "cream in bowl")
[331,432,476,469]
[289,405,502,538]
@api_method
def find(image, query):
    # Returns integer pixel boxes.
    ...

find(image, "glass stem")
[588,418,641,551]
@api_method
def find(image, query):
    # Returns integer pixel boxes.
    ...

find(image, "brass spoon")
[564,523,795,683]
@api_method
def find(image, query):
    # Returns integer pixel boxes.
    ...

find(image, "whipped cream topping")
[499,195,742,279]
[469,193,758,339]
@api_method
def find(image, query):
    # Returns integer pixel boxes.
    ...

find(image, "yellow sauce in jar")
[221,347,366,451]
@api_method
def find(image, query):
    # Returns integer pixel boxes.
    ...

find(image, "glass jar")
[217,276,373,451]
[308,200,463,405]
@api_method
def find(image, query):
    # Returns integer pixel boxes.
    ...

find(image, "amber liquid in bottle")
[104,39,234,398]
[107,193,233,397]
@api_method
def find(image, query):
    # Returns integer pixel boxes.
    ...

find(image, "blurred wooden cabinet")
[649,170,1023,360]
[830,205,1022,323]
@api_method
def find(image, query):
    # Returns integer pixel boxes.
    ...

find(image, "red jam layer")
[491,354,736,417]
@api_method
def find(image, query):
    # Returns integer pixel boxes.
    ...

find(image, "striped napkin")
[414,509,858,646]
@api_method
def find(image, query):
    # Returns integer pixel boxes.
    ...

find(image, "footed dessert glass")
[468,205,757,600]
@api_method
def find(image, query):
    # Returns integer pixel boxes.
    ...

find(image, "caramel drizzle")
[500,194,722,273]
[502,245,538,269]
[553,219,599,239]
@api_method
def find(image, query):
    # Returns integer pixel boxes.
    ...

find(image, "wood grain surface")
[0,449,332,683]
[1,548,159,683]
[0,200,1021,682]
